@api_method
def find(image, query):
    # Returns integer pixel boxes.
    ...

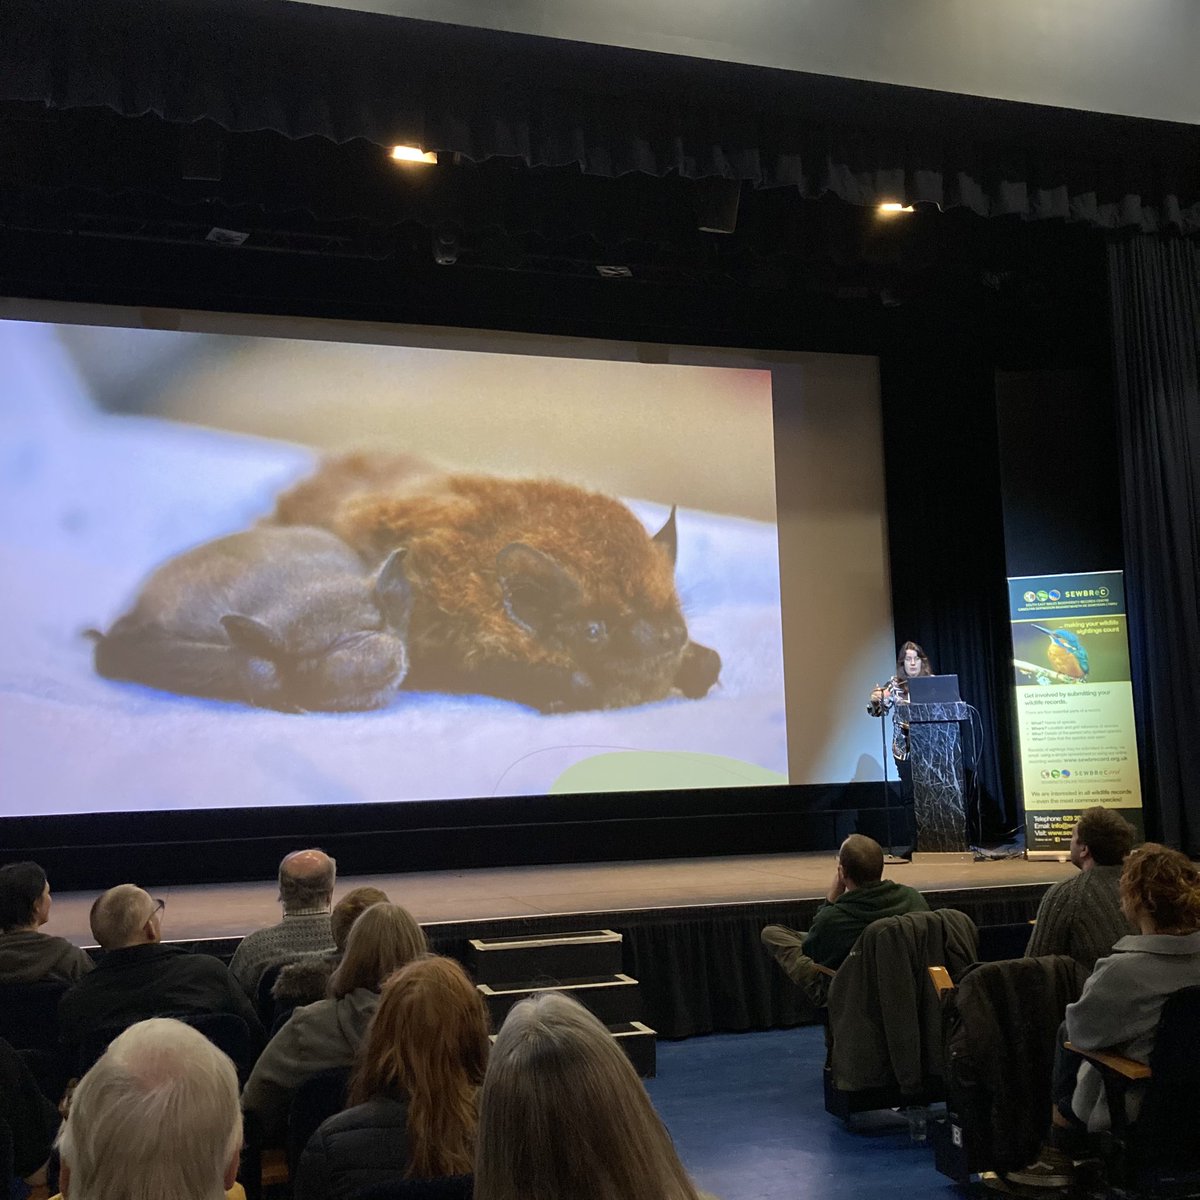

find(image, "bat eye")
[583,619,607,644]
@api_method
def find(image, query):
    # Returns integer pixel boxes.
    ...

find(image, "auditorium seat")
[0,981,70,1052]
[351,1176,474,1200]
[927,954,1087,1183]
[1069,983,1200,1196]
[77,1012,256,1082]
[287,1065,351,1173]
[0,981,75,1103]
[822,909,978,1121]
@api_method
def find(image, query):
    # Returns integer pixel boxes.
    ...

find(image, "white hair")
[58,1018,242,1200]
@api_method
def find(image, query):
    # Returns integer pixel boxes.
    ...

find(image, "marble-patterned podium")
[906,701,970,852]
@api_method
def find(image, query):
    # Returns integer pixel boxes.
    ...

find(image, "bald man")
[58,885,263,1058]
[229,849,338,996]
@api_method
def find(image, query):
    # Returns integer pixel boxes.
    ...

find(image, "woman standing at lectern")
[868,641,933,856]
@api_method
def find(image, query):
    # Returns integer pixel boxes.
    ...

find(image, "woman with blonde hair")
[476,992,709,1200]
[1008,843,1200,1189]
[242,902,427,1140]
[293,955,489,1200]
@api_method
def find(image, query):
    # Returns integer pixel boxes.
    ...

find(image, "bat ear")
[374,547,413,634]
[496,543,580,636]
[652,505,678,568]
[221,614,284,659]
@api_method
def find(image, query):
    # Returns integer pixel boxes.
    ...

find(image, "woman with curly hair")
[293,955,488,1200]
[476,991,712,1200]
[1008,842,1200,1189]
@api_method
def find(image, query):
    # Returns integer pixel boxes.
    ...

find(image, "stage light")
[391,145,438,165]
[878,202,915,215]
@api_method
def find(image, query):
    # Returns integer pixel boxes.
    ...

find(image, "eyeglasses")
[148,897,166,922]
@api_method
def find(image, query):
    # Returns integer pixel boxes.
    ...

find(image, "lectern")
[906,701,970,852]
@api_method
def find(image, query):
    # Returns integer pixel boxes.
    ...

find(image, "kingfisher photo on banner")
[1007,570,1143,857]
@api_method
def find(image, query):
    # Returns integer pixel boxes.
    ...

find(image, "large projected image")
[0,319,788,816]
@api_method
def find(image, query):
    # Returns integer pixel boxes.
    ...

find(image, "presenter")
[867,641,933,857]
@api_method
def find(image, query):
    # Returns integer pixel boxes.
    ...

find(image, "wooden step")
[467,929,623,984]
[477,972,642,1026]
[610,1019,657,1078]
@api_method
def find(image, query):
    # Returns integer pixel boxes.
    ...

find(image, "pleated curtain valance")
[4,0,1198,233]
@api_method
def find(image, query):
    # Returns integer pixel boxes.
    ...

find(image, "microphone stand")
[879,686,909,866]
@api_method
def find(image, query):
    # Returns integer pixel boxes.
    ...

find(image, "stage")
[47,849,1071,943]
[45,851,1071,1038]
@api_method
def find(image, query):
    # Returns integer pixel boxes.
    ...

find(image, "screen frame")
[0,297,894,886]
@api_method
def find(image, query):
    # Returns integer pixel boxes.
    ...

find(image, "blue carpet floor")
[646,1026,962,1200]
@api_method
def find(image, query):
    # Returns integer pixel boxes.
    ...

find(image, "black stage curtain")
[879,331,1019,843]
[428,887,1049,1038]
[4,0,1197,233]
[1109,235,1200,855]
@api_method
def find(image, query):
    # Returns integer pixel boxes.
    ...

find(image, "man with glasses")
[58,885,263,1058]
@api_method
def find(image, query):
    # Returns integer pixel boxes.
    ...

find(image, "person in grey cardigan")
[1007,843,1200,1190]
[242,901,427,1141]
[1026,807,1138,971]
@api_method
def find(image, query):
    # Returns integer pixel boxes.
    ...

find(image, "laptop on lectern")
[906,674,961,704]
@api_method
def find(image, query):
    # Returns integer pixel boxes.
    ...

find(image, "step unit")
[468,928,656,1077]
[467,929,623,985]
[477,972,641,1027]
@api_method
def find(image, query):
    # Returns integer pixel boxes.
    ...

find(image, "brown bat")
[271,454,721,712]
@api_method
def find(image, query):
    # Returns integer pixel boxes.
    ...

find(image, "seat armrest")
[927,965,955,997]
[1064,1041,1151,1081]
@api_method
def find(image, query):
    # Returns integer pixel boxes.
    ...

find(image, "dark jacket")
[803,880,930,969]
[294,1094,411,1200]
[943,954,1088,1173]
[828,908,978,1094]
[0,1035,60,1178]
[57,942,264,1052]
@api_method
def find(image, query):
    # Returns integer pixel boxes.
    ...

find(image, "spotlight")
[391,145,438,165]
[878,202,915,215]
[432,230,459,266]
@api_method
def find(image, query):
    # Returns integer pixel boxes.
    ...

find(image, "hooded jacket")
[1066,930,1200,1131]
[803,880,930,969]
[242,987,380,1140]
[0,930,94,984]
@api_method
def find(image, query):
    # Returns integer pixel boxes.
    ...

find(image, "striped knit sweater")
[1026,865,1136,971]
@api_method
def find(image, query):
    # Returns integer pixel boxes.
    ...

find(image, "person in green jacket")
[761,834,929,1013]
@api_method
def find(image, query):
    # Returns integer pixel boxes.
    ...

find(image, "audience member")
[230,850,338,996]
[294,955,488,1200]
[760,834,929,1012]
[271,886,390,1017]
[1026,807,1138,969]
[1,1034,60,1192]
[476,991,709,1200]
[56,1018,242,1200]
[57,886,264,1056]
[242,902,427,1140]
[0,862,94,984]
[1007,843,1200,1190]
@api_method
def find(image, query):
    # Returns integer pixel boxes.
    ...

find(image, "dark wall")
[0,200,1119,883]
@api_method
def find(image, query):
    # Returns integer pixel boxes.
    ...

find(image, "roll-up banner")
[1008,570,1144,858]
